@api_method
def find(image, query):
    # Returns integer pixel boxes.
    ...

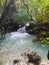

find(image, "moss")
[39,37,49,46]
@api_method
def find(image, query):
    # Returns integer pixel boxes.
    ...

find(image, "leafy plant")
[13,8,31,24]
[23,0,49,23]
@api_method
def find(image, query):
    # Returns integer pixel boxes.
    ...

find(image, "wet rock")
[12,50,39,65]
[19,50,41,65]
[13,59,19,64]
[47,51,49,60]
[25,23,36,35]
[27,51,41,65]
[32,37,39,42]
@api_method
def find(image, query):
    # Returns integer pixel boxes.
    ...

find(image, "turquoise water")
[0,32,49,59]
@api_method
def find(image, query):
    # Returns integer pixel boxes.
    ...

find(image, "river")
[0,32,49,65]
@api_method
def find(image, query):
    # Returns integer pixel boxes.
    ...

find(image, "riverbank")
[0,50,49,65]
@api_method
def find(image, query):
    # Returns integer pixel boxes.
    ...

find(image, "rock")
[32,37,39,42]
[13,59,19,64]
[25,23,36,34]
[0,61,3,65]
[18,62,27,65]
[28,63,34,65]
[40,59,49,65]
[19,50,41,65]
[47,51,49,60]
[27,51,41,65]
[12,50,41,65]
[0,50,49,65]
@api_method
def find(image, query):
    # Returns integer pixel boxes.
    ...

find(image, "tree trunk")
[0,0,17,25]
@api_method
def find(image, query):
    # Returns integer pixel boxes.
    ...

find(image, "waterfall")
[17,26,26,33]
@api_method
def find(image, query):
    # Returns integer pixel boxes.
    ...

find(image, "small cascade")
[17,26,26,33]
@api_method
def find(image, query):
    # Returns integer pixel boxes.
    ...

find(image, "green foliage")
[40,37,49,46]
[39,31,49,46]
[22,0,49,46]
[0,0,49,23]
[0,0,7,17]
[13,8,31,24]
[23,0,49,23]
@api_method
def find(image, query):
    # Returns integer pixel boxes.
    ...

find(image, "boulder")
[47,51,49,60]
[13,50,41,65]
[25,23,36,34]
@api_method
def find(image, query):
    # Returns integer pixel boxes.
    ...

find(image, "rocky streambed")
[0,50,49,65]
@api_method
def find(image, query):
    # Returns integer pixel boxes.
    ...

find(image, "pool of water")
[0,32,49,65]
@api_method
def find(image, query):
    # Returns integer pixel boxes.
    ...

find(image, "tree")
[0,0,18,24]
[20,0,49,23]
[0,0,18,39]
